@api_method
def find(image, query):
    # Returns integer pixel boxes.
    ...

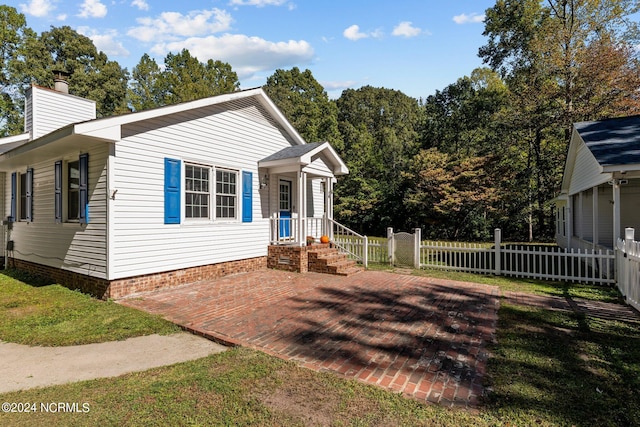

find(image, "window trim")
[184,163,211,221]
[180,162,241,224]
[15,168,33,222]
[215,167,239,221]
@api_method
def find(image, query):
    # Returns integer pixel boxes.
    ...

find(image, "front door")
[279,179,292,239]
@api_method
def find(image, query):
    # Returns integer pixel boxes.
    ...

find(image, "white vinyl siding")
[568,142,611,195]
[3,145,108,278]
[25,86,96,140]
[109,99,290,279]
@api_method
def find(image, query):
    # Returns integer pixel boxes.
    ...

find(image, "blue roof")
[575,115,640,166]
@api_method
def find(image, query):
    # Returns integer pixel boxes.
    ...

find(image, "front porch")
[556,177,640,251]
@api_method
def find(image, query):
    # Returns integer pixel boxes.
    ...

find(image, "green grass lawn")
[0,269,180,346]
[1,268,639,426]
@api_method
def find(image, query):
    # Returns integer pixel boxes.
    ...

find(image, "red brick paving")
[119,269,500,410]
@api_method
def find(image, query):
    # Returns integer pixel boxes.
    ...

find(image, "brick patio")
[119,269,500,410]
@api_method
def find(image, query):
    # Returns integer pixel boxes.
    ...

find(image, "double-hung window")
[165,159,244,224]
[216,169,237,220]
[13,168,33,222]
[185,164,210,219]
[54,154,88,223]
[67,160,80,221]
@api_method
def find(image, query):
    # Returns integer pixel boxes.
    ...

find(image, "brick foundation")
[267,243,339,273]
[9,256,267,300]
[267,244,310,273]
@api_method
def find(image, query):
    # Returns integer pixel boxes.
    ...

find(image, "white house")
[0,82,349,298]
[555,115,640,251]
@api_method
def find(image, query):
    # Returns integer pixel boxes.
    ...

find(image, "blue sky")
[9,0,497,99]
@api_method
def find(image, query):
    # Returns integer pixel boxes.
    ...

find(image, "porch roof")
[258,141,349,176]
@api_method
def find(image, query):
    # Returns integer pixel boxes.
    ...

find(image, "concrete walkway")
[120,269,501,410]
[0,333,227,394]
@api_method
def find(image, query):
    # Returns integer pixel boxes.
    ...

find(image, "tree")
[0,5,36,135]
[35,26,130,116]
[479,0,640,240]
[422,68,508,157]
[403,148,499,240]
[160,49,239,105]
[127,54,163,112]
[263,67,342,150]
[335,86,422,235]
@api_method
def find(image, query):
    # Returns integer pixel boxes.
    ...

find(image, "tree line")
[2,1,640,241]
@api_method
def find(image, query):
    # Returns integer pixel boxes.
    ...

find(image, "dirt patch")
[256,369,340,426]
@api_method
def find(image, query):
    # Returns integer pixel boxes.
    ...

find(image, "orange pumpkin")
[320,235,330,244]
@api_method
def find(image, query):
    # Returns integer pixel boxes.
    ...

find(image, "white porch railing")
[270,214,328,244]
[616,228,640,312]
[330,218,368,267]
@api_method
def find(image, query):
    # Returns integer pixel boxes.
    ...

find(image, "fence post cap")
[625,228,635,240]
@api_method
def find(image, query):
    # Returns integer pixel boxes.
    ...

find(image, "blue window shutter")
[79,153,89,224]
[26,168,33,222]
[10,172,16,222]
[164,158,181,224]
[242,170,252,223]
[54,161,62,223]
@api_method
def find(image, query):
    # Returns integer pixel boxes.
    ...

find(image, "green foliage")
[127,49,240,111]
[127,54,165,111]
[263,67,342,150]
[335,86,422,235]
[0,5,35,135]
[403,149,499,240]
[34,26,130,117]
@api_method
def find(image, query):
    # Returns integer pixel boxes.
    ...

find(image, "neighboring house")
[555,115,640,251]
[0,80,348,298]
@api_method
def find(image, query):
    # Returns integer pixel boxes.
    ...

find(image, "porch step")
[307,245,363,276]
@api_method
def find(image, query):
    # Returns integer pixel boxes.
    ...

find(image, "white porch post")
[592,186,599,248]
[578,192,584,240]
[613,180,621,248]
[567,196,573,249]
[323,177,330,238]
[297,170,306,245]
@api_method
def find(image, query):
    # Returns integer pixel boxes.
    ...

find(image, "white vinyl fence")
[363,228,616,285]
[616,228,640,312]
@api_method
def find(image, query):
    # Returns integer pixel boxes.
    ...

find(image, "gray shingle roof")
[260,142,324,162]
[575,115,640,166]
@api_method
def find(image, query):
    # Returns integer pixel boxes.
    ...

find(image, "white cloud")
[150,34,314,79]
[128,8,232,42]
[392,21,422,38]
[78,27,130,57]
[321,80,357,91]
[229,0,289,6]
[343,24,378,41]
[78,0,108,18]
[19,0,56,17]
[453,13,485,24]
[131,0,149,11]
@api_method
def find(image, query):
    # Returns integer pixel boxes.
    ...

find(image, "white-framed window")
[185,163,210,219]
[216,168,238,219]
